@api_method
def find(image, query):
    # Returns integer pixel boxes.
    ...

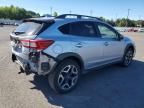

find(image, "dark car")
[0,23,4,27]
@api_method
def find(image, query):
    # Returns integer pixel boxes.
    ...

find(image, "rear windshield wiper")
[13,31,25,35]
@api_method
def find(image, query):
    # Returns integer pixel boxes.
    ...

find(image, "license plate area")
[11,39,22,52]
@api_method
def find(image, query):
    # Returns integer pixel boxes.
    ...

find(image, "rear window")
[13,20,54,36]
[14,22,42,36]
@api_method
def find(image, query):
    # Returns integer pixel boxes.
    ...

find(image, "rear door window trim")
[59,21,100,38]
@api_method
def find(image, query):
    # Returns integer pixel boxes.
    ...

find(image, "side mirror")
[118,34,124,41]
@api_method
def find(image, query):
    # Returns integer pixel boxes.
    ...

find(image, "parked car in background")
[0,23,4,27]
[10,14,136,93]
[133,29,138,32]
[118,28,126,32]
[138,28,144,32]
[127,28,138,32]
[14,23,19,26]
[127,28,133,32]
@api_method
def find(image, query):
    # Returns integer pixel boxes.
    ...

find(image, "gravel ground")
[0,26,144,108]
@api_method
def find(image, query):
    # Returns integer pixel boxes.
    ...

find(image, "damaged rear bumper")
[12,51,58,75]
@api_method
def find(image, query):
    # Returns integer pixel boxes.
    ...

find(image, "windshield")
[14,22,42,36]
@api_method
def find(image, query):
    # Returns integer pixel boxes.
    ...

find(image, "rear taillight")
[21,39,54,50]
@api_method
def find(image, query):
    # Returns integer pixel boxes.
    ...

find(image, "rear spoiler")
[23,18,55,24]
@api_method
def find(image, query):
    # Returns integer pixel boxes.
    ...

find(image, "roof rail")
[56,14,102,21]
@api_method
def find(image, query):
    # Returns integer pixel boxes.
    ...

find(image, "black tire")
[48,59,80,94]
[121,48,134,67]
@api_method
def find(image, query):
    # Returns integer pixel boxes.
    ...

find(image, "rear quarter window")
[58,23,70,34]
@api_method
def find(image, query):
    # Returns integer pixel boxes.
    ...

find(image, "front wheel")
[121,48,134,67]
[48,59,80,94]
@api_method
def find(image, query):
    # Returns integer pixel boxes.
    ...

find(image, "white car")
[138,28,144,32]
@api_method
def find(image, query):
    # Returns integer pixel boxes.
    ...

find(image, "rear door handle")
[104,42,109,46]
[75,43,83,48]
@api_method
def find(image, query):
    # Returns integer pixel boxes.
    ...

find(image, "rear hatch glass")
[12,19,55,38]
[14,22,42,36]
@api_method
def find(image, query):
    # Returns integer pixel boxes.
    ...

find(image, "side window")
[70,22,96,37]
[98,24,118,39]
[58,24,70,34]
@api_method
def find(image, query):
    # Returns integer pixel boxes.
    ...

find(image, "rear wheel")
[48,59,80,94]
[121,48,134,67]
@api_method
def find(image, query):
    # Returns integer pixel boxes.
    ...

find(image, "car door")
[68,21,105,69]
[96,23,124,64]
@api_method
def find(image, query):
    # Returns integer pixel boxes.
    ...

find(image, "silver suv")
[10,14,136,93]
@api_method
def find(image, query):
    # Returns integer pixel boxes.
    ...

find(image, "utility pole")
[115,13,118,20]
[139,15,142,27]
[50,7,53,16]
[126,9,131,27]
[127,9,131,19]
[69,10,72,14]
[90,10,93,16]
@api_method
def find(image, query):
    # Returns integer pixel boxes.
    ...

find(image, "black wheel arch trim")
[41,51,84,71]
[124,43,136,55]
[56,52,84,71]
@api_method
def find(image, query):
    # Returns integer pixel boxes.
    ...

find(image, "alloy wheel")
[58,65,79,90]
[124,50,133,66]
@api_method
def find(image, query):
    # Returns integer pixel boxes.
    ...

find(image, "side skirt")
[83,60,122,74]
